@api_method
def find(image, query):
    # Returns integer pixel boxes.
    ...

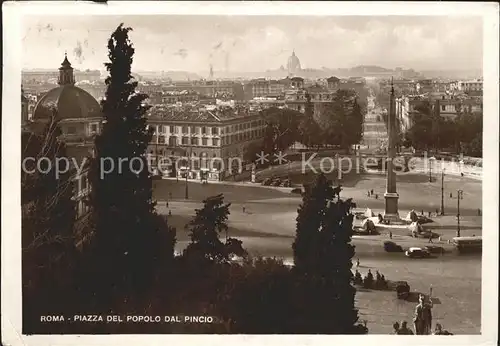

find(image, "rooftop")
[147,104,258,123]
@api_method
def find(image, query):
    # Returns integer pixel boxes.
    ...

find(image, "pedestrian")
[428,235,433,243]
[389,231,393,239]
[168,210,172,216]
[397,321,414,335]
[421,210,424,215]
[356,258,360,268]
[375,194,378,199]
[166,201,169,207]
[428,211,431,217]
[242,206,246,213]
[450,192,453,198]
[371,189,374,195]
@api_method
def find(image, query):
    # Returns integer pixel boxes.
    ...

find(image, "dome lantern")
[58,52,75,86]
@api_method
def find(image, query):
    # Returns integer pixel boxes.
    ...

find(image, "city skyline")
[22,15,483,73]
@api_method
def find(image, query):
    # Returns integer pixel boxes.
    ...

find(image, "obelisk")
[384,78,400,221]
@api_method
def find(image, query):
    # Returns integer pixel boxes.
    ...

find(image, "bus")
[452,236,482,254]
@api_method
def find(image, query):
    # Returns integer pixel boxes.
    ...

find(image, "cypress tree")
[292,174,363,333]
[87,24,174,302]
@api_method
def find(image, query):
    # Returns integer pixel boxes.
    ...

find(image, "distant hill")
[135,70,203,81]
[419,69,482,80]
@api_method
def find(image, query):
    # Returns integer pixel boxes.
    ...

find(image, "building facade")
[146,106,266,181]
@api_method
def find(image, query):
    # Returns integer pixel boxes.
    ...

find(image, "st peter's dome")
[287,50,302,76]
[32,54,102,121]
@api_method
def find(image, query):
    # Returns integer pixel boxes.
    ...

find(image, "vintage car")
[405,247,431,258]
[383,241,404,253]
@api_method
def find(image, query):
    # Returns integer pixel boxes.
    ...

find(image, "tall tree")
[319,89,364,151]
[22,111,78,330]
[292,174,362,333]
[183,194,246,264]
[86,24,175,300]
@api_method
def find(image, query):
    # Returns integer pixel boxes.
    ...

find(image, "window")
[190,126,196,133]
[202,126,207,134]
[169,136,177,146]
[182,136,189,145]
[90,123,98,133]
[441,105,445,111]
[169,125,174,133]
[158,136,165,144]
[191,137,199,145]
[67,126,77,134]
[212,127,218,135]
[213,138,219,146]
[182,126,189,134]
[202,137,208,146]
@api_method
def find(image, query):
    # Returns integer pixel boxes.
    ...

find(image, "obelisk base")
[384,192,400,222]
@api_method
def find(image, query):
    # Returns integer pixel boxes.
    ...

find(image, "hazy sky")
[22,15,483,72]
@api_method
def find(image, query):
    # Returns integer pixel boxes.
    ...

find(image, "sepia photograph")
[2,1,499,345]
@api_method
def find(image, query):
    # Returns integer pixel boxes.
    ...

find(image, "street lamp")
[429,156,436,182]
[440,169,445,215]
[457,189,463,237]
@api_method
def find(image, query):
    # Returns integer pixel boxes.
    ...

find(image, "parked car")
[271,179,282,187]
[383,241,404,253]
[395,281,410,300]
[262,178,272,186]
[405,247,431,258]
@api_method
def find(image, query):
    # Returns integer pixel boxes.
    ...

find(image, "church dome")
[287,50,301,75]
[32,85,101,120]
[32,54,102,121]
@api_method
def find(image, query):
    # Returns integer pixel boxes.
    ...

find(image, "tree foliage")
[183,194,246,264]
[404,101,482,157]
[22,111,78,329]
[317,89,365,150]
[292,174,362,333]
[243,107,301,167]
[86,23,175,300]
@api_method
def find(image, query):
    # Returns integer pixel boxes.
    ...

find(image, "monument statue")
[413,294,433,335]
